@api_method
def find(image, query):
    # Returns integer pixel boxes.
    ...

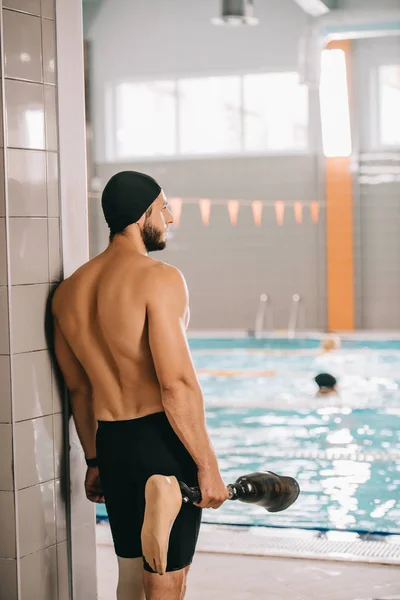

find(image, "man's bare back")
[53,246,174,421]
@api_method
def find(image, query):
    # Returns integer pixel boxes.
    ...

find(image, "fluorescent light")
[293,0,330,17]
[319,49,352,157]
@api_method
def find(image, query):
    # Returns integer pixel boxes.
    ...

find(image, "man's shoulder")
[51,264,85,315]
[51,278,72,317]
[146,261,187,292]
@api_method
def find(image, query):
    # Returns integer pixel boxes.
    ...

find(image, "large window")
[379,65,400,147]
[243,72,308,152]
[178,77,242,155]
[111,72,309,159]
[115,81,177,158]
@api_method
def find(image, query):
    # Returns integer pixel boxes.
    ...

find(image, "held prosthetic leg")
[141,471,300,575]
[180,471,300,512]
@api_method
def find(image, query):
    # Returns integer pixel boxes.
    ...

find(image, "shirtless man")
[52,171,228,600]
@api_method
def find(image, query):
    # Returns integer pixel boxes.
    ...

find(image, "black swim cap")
[315,373,337,389]
[101,171,162,234]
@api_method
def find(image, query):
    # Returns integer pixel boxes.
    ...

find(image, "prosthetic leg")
[141,471,300,576]
[180,471,300,512]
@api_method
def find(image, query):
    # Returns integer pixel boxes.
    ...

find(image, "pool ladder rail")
[249,293,303,339]
[288,293,301,339]
[253,293,273,338]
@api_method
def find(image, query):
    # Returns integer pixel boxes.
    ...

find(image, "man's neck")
[108,227,147,256]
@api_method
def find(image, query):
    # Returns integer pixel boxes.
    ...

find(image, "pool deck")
[96,524,400,599]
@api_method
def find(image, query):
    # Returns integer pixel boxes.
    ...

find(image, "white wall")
[86,0,310,163]
[85,0,327,331]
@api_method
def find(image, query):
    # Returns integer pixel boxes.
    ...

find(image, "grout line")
[16,477,58,492]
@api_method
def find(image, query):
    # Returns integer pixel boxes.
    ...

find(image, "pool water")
[96,338,400,534]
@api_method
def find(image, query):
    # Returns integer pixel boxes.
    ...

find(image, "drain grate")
[197,525,400,565]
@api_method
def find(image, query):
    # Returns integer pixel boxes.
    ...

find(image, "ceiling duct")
[212,0,259,26]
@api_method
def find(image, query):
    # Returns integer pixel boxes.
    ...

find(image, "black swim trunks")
[96,411,202,573]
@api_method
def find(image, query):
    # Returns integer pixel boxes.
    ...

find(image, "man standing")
[52,171,228,600]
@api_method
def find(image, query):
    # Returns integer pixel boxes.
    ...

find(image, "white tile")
[54,0,89,279]
[0,356,11,423]
[53,413,64,480]
[18,481,56,556]
[13,350,52,421]
[3,0,40,14]
[9,218,49,285]
[0,151,5,218]
[57,542,70,600]
[20,545,58,600]
[0,558,17,600]
[8,149,47,217]
[41,0,54,19]
[71,522,97,600]
[0,491,16,558]
[0,219,7,286]
[46,152,59,217]
[69,422,95,528]
[15,416,54,489]
[0,287,10,355]
[0,424,13,491]
[10,283,49,353]
[5,80,45,150]
[44,85,57,151]
[55,479,67,543]
[42,18,56,84]
[3,10,42,82]
[48,218,61,282]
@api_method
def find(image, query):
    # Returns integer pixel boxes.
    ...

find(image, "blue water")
[96,338,400,534]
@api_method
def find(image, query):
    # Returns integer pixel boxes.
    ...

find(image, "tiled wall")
[353,37,400,330]
[0,2,69,599]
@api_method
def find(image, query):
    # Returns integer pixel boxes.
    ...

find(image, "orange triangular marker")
[252,201,263,226]
[199,199,211,226]
[294,201,303,224]
[227,200,240,226]
[274,201,285,226]
[310,202,319,223]
[170,197,182,227]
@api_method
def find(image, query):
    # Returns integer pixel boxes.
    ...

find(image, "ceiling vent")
[212,0,259,26]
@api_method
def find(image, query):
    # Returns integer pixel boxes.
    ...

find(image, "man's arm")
[53,318,97,460]
[146,264,217,471]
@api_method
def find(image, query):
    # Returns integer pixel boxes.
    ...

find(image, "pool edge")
[96,522,400,566]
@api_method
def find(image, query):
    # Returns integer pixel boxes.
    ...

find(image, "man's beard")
[141,221,166,252]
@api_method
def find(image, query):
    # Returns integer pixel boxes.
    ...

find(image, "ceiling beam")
[293,0,337,17]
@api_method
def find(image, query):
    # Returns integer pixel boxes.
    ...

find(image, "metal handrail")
[254,293,273,338]
[288,293,301,339]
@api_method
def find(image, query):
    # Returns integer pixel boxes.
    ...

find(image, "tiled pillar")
[0,1,96,599]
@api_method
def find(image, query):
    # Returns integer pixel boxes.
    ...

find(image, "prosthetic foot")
[180,471,300,512]
[141,475,182,576]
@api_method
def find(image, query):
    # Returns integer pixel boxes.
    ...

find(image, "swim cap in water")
[101,171,162,234]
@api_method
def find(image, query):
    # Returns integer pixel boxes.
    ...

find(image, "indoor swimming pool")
[96,337,400,535]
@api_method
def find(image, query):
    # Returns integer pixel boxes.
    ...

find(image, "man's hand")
[84,466,105,503]
[194,465,229,510]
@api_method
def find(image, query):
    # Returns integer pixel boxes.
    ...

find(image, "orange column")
[325,40,355,331]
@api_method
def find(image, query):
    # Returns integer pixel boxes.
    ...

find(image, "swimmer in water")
[321,335,341,353]
[315,373,338,396]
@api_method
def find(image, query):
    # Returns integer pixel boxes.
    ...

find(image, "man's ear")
[136,214,146,228]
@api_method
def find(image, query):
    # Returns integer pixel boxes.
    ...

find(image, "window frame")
[375,64,400,150]
[105,69,312,162]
